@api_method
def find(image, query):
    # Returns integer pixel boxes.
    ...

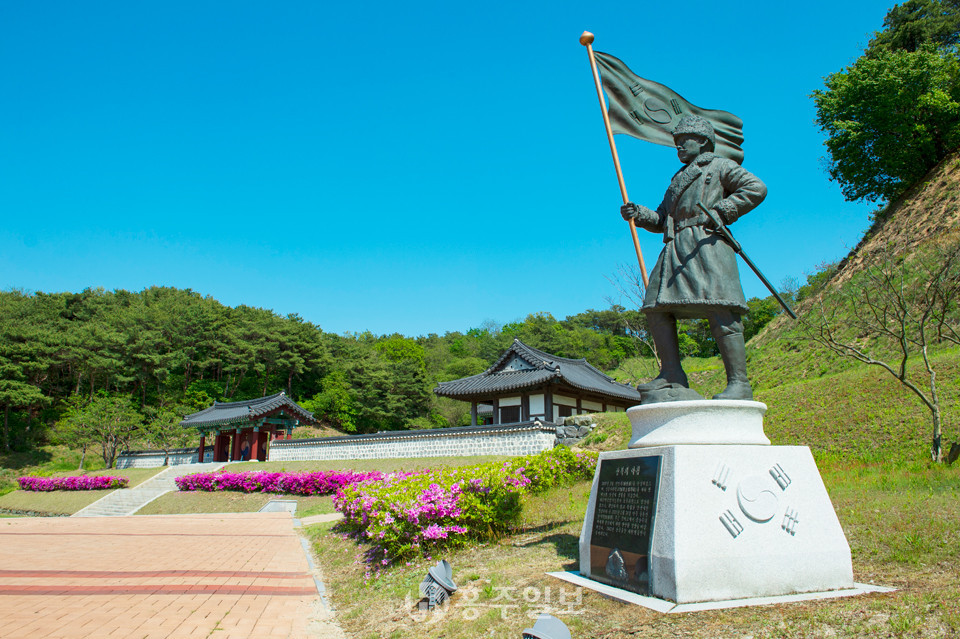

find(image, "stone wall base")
[116,448,214,469]
[269,423,558,462]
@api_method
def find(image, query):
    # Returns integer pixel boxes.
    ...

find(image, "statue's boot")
[713,332,752,400]
[637,314,688,391]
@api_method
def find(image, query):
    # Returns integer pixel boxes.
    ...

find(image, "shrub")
[174,469,421,496]
[333,447,598,567]
[17,475,129,491]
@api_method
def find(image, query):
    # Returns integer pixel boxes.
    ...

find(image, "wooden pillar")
[250,427,260,461]
[198,434,205,463]
[544,390,554,424]
[521,394,530,422]
[232,429,242,461]
[576,397,583,416]
[470,402,478,427]
[492,398,500,425]
[258,431,269,461]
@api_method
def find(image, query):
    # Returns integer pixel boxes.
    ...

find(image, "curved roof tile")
[435,339,642,402]
[180,392,317,428]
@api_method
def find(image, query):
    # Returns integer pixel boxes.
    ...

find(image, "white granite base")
[628,400,770,447]
[580,445,855,603]
[547,571,894,613]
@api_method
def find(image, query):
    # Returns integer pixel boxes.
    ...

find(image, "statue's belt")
[673,215,709,232]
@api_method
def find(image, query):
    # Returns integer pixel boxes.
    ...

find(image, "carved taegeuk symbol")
[736,475,779,523]
[642,97,673,124]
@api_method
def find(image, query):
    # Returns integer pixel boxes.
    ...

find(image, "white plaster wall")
[116,449,213,469]
[499,397,521,407]
[269,427,557,462]
[582,400,603,411]
[529,394,544,415]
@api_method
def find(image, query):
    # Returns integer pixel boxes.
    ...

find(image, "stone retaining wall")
[116,447,213,469]
[268,422,559,462]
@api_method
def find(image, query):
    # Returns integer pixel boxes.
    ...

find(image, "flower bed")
[174,469,419,496]
[18,475,129,492]
[333,447,598,567]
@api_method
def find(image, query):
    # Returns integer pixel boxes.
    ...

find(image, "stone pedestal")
[578,401,854,604]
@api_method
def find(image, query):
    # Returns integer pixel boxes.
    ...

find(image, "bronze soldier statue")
[620,114,766,402]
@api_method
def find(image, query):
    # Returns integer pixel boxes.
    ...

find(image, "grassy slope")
[0,445,111,496]
[745,150,960,392]
[137,491,337,517]
[0,467,164,515]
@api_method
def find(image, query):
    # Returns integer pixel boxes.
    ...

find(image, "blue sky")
[2,1,889,336]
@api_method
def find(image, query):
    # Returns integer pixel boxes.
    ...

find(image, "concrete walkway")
[73,462,224,517]
[0,513,346,638]
[298,513,344,526]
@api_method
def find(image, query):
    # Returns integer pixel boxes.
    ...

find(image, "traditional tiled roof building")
[434,339,642,426]
[181,392,317,462]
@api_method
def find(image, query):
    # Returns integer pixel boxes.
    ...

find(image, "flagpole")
[580,31,649,288]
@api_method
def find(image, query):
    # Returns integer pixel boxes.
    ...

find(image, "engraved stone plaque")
[588,456,660,594]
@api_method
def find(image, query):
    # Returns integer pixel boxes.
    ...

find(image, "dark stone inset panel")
[589,455,660,595]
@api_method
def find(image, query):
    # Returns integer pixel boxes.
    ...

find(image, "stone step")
[72,462,225,517]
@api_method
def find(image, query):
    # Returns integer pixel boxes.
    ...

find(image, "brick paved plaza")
[0,513,341,638]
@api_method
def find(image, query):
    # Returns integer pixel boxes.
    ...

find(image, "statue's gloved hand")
[621,203,658,225]
[703,210,721,231]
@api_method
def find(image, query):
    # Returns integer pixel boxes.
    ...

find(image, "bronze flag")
[595,51,745,164]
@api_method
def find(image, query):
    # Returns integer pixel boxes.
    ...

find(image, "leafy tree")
[432,396,473,428]
[302,371,360,432]
[52,396,94,470]
[441,357,488,381]
[813,0,960,203]
[55,393,142,468]
[0,292,54,450]
[142,405,195,465]
[375,336,427,371]
[813,44,960,203]
[796,261,840,304]
[868,0,960,53]
[743,296,781,341]
[0,380,47,453]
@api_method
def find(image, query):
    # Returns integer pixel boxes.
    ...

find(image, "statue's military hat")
[672,114,716,150]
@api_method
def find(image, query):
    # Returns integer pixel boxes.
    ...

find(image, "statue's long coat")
[635,152,767,316]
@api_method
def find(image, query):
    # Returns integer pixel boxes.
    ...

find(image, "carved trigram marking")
[712,461,731,491]
[782,508,799,536]
[629,110,644,125]
[769,464,791,490]
[720,510,743,538]
[670,98,683,115]
[630,82,644,97]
